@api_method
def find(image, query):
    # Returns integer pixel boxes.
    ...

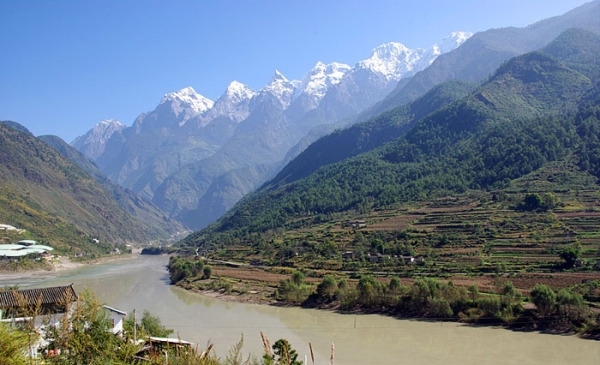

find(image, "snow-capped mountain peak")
[201,81,256,124]
[223,81,256,102]
[270,69,288,83]
[357,42,426,81]
[84,119,125,142]
[294,61,352,107]
[160,86,214,125]
[71,119,126,160]
[435,31,473,54]
[257,70,298,109]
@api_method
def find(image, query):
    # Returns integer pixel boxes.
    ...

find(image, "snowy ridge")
[160,86,214,125]
[76,119,125,144]
[435,31,473,54]
[355,31,472,81]
[357,42,426,80]
[78,31,471,137]
[71,119,126,159]
[296,62,352,101]
[256,70,297,109]
[202,81,256,124]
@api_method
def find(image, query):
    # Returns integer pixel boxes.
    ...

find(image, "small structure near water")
[0,241,54,259]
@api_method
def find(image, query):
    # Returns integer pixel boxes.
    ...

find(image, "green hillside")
[0,123,178,256]
[178,29,600,252]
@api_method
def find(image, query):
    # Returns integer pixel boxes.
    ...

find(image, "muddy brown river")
[1,255,598,364]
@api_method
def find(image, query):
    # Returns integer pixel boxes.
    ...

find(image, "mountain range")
[3,1,600,256]
[181,26,600,246]
[72,32,471,230]
[72,1,600,234]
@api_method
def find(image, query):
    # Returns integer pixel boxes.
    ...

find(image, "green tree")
[556,288,588,322]
[531,284,557,316]
[388,276,401,293]
[44,290,125,364]
[264,339,302,365]
[140,310,174,337]
[357,275,381,306]
[0,323,29,365]
[316,275,337,298]
[522,193,543,210]
[291,271,305,286]
[560,245,582,268]
[203,265,213,279]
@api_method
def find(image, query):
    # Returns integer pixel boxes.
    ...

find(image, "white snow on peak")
[76,119,125,145]
[160,86,214,125]
[270,70,288,83]
[96,119,125,130]
[298,61,352,100]
[431,31,473,57]
[259,70,298,109]
[357,42,428,81]
[71,119,126,159]
[355,32,472,81]
[201,81,256,125]
[223,81,256,102]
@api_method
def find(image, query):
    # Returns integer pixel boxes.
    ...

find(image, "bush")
[0,323,29,365]
[531,284,557,316]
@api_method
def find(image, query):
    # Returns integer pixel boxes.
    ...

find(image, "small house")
[102,305,128,335]
[0,284,77,319]
[0,284,79,358]
[345,220,366,228]
[342,251,355,259]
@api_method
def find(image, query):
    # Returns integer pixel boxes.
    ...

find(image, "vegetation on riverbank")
[167,255,600,338]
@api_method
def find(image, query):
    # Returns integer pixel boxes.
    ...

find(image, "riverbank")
[172,261,600,339]
[0,253,138,282]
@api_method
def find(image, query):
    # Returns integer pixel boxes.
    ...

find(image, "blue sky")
[0,0,591,142]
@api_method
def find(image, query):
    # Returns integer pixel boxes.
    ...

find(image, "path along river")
[1,254,598,364]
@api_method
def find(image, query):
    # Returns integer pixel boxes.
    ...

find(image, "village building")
[342,250,355,259]
[0,285,79,358]
[344,220,366,228]
[0,242,54,260]
[0,284,77,319]
[102,305,128,335]
[0,285,130,358]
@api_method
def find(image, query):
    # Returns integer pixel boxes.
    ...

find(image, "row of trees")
[277,272,600,334]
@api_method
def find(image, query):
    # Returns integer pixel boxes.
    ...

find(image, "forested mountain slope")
[179,28,600,246]
[269,80,475,186]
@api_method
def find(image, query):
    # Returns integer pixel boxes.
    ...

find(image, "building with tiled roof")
[0,284,78,318]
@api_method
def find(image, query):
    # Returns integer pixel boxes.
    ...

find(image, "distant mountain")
[40,134,186,239]
[75,33,468,230]
[369,0,600,115]
[0,122,182,255]
[181,27,600,242]
[314,33,472,121]
[71,119,126,160]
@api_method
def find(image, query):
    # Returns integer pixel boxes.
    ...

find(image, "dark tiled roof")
[0,284,78,309]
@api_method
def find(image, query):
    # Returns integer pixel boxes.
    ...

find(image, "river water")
[1,255,598,364]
